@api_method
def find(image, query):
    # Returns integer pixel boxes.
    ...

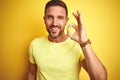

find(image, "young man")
[27,0,107,80]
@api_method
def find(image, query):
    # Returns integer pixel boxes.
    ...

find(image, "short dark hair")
[45,0,68,16]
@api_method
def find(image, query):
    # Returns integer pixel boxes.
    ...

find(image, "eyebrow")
[46,14,65,18]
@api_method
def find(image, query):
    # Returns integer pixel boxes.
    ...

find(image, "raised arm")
[80,43,107,80]
[67,11,107,80]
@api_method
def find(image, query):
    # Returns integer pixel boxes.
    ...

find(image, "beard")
[47,25,64,39]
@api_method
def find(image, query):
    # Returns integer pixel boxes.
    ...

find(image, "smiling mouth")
[50,27,60,33]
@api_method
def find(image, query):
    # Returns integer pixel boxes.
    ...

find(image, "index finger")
[73,11,82,26]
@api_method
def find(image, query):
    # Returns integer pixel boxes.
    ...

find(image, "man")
[27,0,107,80]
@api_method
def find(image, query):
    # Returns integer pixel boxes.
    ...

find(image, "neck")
[48,33,68,43]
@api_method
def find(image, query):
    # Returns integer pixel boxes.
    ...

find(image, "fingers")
[73,11,81,26]
[67,23,78,31]
[72,11,80,20]
[77,11,80,16]
[73,11,84,28]
[67,23,77,38]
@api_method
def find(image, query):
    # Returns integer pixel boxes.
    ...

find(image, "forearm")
[80,43,107,80]
[27,72,36,80]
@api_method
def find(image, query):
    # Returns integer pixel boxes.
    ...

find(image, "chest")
[33,44,80,72]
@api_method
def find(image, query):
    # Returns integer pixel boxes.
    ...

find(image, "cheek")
[45,20,51,27]
[60,21,67,27]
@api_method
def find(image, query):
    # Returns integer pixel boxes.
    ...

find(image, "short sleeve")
[28,42,35,64]
[79,51,85,61]
[75,42,85,61]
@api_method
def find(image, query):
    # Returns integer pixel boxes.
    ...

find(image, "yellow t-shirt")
[29,36,84,80]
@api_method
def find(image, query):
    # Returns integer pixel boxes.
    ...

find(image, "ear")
[66,17,69,23]
[43,16,45,20]
[43,16,46,23]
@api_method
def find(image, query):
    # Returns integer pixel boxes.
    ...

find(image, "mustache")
[49,25,60,28]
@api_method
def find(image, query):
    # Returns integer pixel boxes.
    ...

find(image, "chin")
[49,30,64,39]
[49,31,58,37]
[50,35,59,39]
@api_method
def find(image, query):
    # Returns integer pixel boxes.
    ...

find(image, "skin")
[44,6,69,42]
[27,6,107,80]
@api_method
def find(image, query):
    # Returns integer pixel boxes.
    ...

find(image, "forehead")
[45,6,66,16]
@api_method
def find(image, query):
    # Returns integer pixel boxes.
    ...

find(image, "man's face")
[44,6,68,38]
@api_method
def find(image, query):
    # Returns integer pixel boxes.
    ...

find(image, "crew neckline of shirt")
[45,36,71,45]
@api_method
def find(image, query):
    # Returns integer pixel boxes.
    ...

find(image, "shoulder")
[30,36,47,46]
[67,38,80,47]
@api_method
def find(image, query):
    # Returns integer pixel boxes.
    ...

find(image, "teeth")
[53,27,58,30]
[51,27,59,32]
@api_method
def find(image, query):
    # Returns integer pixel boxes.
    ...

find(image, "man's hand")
[67,11,88,43]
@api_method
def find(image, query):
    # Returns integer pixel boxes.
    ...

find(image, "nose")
[52,18,58,26]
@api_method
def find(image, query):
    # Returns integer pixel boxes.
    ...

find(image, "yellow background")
[0,0,120,80]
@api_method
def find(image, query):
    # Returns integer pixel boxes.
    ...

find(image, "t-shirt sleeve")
[79,51,85,61]
[76,43,85,61]
[28,42,35,64]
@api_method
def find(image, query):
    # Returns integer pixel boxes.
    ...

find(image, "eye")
[47,15,53,20]
[58,16,64,20]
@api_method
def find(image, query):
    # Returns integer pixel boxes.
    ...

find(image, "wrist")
[79,39,91,47]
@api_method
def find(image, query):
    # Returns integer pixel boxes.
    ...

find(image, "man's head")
[45,0,68,17]
[44,0,69,39]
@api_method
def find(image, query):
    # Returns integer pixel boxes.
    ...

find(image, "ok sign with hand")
[67,11,88,44]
